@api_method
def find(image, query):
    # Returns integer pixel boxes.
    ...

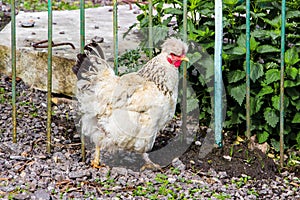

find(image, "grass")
[231,175,252,189]
[0,87,6,104]
[212,192,232,200]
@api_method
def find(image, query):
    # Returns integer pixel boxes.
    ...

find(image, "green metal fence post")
[214,0,223,147]
[148,0,153,59]
[46,0,53,153]
[80,0,86,162]
[113,0,118,74]
[245,0,251,139]
[80,0,85,53]
[182,0,188,136]
[11,0,17,143]
[279,0,286,168]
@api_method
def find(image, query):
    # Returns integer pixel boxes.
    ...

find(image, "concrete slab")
[0,6,141,96]
[0,5,140,59]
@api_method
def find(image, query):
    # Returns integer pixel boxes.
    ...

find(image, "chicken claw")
[140,153,163,172]
[91,145,105,169]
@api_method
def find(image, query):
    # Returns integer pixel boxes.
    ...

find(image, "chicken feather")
[73,38,188,169]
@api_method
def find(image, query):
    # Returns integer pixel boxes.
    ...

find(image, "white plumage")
[73,38,188,170]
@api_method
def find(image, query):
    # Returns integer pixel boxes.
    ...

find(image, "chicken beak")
[180,56,189,62]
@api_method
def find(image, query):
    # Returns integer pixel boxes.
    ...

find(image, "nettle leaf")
[262,16,281,29]
[250,96,264,115]
[230,46,246,55]
[257,131,269,143]
[292,113,300,123]
[164,7,183,15]
[266,62,279,69]
[187,96,199,113]
[271,139,280,152]
[269,30,281,40]
[284,80,300,88]
[230,83,246,106]
[227,70,245,83]
[296,132,300,147]
[271,95,280,110]
[152,26,169,45]
[264,107,279,128]
[286,10,300,18]
[187,52,202,66]
[256,45,280,53]
[252,12,267,18]
[257,86,274,97]
[250,37,259,51]
[285,47,300,66]
[223,0,240,6]
[186,88,199,113]
[252,30,270,40]
[237,34,246,48]
[286,67,298,80]
[285,88,300,100]
[291,99,300,111]
[265,69,280,85]
[250,61,264,83]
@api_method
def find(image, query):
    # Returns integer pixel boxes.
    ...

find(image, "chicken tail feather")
[72,42,112,80]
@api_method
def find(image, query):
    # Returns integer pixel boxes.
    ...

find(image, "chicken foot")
[91,145,105,168]
[140,153,162,172]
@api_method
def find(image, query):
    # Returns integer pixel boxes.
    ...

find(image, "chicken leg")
[140,153,162,172]
[91,145,104,168]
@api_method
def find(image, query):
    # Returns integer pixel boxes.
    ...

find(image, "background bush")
[132,0,300,150]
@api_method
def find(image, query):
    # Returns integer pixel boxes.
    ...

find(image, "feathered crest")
[161,37,188,56]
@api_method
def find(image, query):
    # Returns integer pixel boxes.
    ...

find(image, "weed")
[231,175,251,188]
[212,192,231,200]
[170,167,181,175]
[247,188,259,197]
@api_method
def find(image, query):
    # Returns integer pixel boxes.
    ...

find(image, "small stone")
[54,174,63,182]
[69,170,91,179]
[172,158,185,171]
[190,160,195,165]
[218,171,227,179]
[12,193,30,200]
[111,167,128,177]
[168,177,176,184]
[40,172,50,177]
[34,189,50,200]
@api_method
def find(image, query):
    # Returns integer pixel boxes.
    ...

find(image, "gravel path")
[0,74,299,199]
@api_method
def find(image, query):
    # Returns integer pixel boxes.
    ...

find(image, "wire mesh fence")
[6,0,287,166]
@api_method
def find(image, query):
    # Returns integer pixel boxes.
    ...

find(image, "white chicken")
[73,38,188,170]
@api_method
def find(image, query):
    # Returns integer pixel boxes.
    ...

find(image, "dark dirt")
[0,8,295,181]
[1,76,282,181]
[181,130,279,180]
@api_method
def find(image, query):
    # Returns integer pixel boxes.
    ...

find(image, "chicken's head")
[161,38,189,68]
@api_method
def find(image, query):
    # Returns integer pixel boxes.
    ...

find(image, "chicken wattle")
[73,37,189,170]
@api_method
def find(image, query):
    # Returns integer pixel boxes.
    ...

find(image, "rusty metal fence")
[8,0,286,166]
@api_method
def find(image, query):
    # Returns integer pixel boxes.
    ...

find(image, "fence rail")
[6,0,287,166]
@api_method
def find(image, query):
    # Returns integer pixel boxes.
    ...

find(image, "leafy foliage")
[2,0,98,11]
[131,0,300,149]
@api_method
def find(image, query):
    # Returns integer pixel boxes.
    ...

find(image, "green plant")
[131,0,300,150]
[0,87,6,104]
[212,192,232,200]
[247,188,259,197]
[2,0,98,12]
[231,175,252,188]
[118,48,146,75]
